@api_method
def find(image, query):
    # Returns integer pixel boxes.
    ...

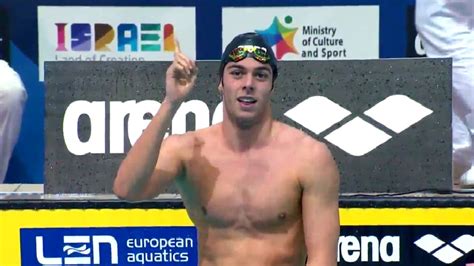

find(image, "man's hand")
[165,39,198,104]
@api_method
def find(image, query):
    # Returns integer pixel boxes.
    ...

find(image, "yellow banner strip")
[2,208,474,265]
[340,208,474,225]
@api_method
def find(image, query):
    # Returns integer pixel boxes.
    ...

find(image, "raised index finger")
[174,38,182,54]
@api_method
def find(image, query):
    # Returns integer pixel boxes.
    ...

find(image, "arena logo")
[285,94,433,156]
[35,235,118,265]
[55,22,175,53]
[414,234,474,264]
[338,235,400,263]
[62,94,432,156]
[63,100,223,155]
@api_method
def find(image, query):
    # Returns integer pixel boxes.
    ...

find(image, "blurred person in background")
[0,59,27,183]
[416,0,474,187]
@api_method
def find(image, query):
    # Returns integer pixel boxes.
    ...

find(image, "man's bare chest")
[178,152,302,229]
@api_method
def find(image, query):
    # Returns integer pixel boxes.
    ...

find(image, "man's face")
[220,57,274,127]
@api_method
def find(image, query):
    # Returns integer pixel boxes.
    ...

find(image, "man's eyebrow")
[227,65,245,70]
[254,66,272,72]
[226,64,272,73]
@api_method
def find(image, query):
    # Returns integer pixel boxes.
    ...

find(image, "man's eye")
[256,72,269,79]
[231,71,242,76]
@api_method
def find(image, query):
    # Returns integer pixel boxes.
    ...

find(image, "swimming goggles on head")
[228,45,271,63]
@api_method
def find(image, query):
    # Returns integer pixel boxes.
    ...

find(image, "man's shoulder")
[277,122,326,149]
[278,123,339,186]
[165,124,220,151]
[276,122,333,164]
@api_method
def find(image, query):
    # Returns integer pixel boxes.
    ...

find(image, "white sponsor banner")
[222,6,379,61]
[38,6,196,81]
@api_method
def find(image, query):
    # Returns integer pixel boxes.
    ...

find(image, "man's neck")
[221,114,275,152]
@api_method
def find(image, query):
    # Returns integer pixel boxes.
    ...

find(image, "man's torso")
[174,122,312,265]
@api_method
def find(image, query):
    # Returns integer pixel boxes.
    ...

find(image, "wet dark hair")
[219,32,278,81]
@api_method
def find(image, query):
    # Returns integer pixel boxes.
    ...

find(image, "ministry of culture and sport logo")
[255,16,298,59]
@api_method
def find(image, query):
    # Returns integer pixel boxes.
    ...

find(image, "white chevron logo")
[284,94,433,156]
[414,234,474,264]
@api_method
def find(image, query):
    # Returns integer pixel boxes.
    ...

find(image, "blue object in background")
[20,226,198,265]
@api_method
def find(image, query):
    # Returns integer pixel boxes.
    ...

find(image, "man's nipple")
[278,212,287,220]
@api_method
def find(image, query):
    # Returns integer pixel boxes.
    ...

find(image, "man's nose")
[242,74,255,91]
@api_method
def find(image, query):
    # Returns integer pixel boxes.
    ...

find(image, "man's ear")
[218,80,223,94]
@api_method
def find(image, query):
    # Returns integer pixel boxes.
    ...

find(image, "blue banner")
[20,226,198,265]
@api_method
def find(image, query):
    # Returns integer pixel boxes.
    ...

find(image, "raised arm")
[113,41,198,201]
[301,142,340,266]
